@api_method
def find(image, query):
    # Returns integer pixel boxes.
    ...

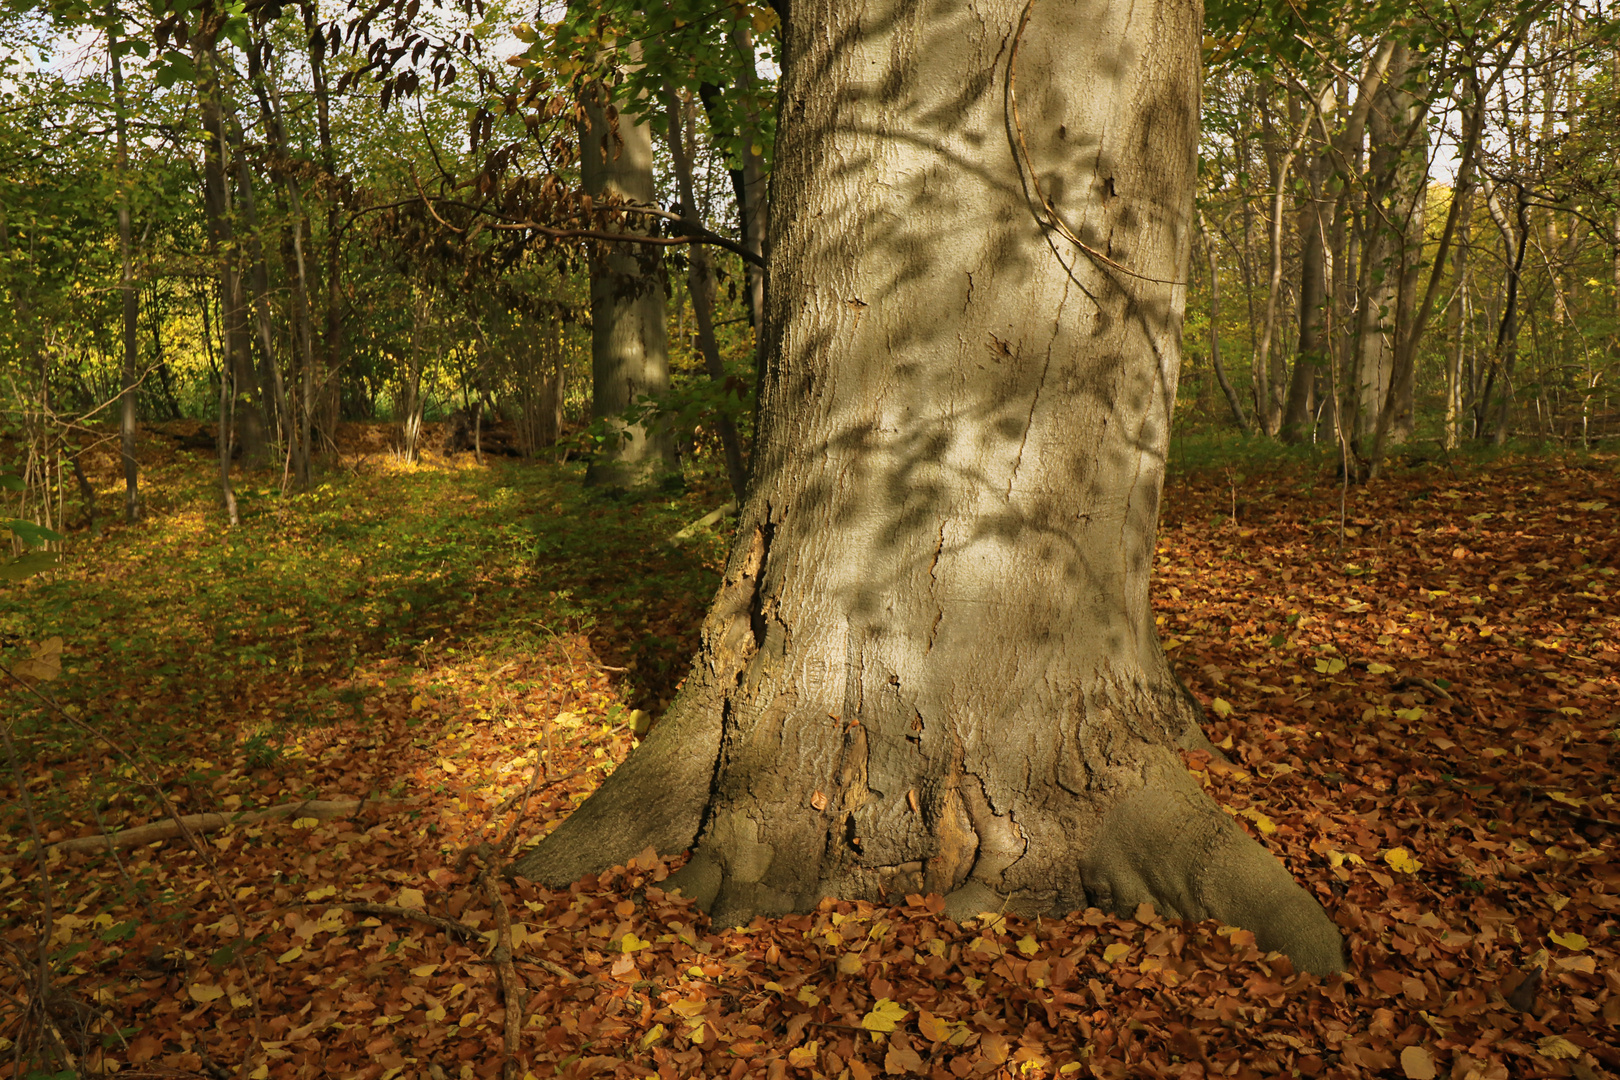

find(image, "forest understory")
[0,427,1616,1080]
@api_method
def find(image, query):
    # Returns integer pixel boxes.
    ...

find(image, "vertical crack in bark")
[1005,340,1051,497]
[926,522,945,651]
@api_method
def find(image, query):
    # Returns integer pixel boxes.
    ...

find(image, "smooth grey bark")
[514,0,1343,976]
[1353,43,1427,448]
[580,86,678,490]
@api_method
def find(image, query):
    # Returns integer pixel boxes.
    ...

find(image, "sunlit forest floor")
[1,426,1616,1080]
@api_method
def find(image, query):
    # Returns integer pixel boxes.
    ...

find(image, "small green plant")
[240,730,283,770]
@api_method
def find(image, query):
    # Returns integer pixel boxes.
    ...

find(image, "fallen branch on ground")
[46,799,397,856]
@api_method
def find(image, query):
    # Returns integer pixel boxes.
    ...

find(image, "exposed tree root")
[506,684,720,886]
[1079,756,1345,974]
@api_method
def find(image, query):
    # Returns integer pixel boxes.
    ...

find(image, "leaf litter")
[0,433,1615,1080]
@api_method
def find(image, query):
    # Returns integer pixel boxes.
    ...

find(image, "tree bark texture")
[514,0,1343,976]
[1353,44,1425,448]
[580,88,678,490]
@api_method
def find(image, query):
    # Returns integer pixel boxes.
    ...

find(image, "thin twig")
[1006,0,1183,287]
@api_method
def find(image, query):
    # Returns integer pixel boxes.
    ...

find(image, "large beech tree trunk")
[513,0,1344,976]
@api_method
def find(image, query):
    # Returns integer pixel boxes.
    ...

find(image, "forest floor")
[0,425,1616,1080]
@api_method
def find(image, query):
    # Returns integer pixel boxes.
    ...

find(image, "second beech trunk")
[514,0,1344,976]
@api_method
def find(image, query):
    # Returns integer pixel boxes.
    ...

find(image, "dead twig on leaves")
[472,845,525,1080]
[1,661,271,1079]
[45,798,396,855]
[1392,675,1455,701]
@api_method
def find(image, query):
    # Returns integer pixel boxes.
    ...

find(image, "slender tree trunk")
[193,18,267,472]
[1354,43,1427,449]
[249,31,315,486]
[108,8,143,521]
[303,0,343,447]
[1444,223,1471,449]
[1482,182,1530,444]
[1282,146,1329,443]
[665,89,749,501]
[513,0,1343,977]
[1197,211,1252,431]
[579,84,678,489]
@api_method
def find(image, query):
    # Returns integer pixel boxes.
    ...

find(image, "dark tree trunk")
[192,17,268,471]
[513,0,1344,977]
[1282,148,1329,443]
[108,6,143,522]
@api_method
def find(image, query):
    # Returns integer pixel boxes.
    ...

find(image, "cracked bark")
[511,0,1343,976]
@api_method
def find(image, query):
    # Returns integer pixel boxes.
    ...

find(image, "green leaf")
[0,474,22,492]
[8,519,65,547]
[0,551,58,582]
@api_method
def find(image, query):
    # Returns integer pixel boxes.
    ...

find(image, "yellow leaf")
[917,1010,951,1043]
[640,1023,666,1048]
[616,932,651,953]
[290,817,319,829]
[837,952,864,975]
[860,998,908,1033]
[396,888,426,910]
[1383,847,1423,874]
[188,983,226,1003]
[410,694,428,711]
[670,997,707,1019]
[1240,808,1277,834]
[276,946,303,963]
[1211,698,1233,717]
[425,1004,446,1022]
[796,986,820,1006]
[410,964,439,977]
[1399,1045,1436,1079]
[1547,791,1584,807]
[787,1040,819,1067]
[305,885,337,901]
[1366,662,1395,675]
[1102,943,1130,963]
[1328,850,1365,868]
[690,1021,706,1044]
[1548,931,1587,951]
[1016,934,1039,957]
[18,637,64,681]
[1537,1035,1581,1060]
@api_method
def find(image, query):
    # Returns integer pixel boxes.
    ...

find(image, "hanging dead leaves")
[1,448,1616,1079]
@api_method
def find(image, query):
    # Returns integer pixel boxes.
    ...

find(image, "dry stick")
[0,711,67,1075]
[0,663,268,1080]
[496,751,549,859]
[45,798,378,855]
[341,899,581,985]
[1005,0,1183,287]
[475,852,525,1080]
